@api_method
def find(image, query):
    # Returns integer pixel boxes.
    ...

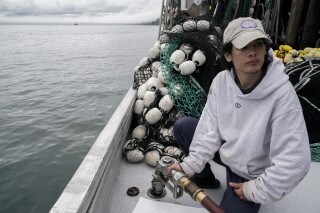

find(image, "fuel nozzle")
[147,156,225,213]
[147,156,184,199]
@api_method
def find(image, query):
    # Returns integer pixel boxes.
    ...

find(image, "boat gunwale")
[50,87,137,213]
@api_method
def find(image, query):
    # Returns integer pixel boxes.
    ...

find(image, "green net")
[222,0,253,27]
[310,143,320,162]
[222,0,236,27]
[160,36,207,119]
[241,0,252,17]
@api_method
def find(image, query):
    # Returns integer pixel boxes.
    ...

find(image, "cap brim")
[231,31,272,49]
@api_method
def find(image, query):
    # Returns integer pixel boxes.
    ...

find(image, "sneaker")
[190,175,220,189]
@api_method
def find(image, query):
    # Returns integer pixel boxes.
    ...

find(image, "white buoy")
[159,87,168,96]
[154,40,161,49]
[160,43,167,52]
[159,34,170,44]
[192,50,206,66]
[159,127,171,143]
[164,146,183,158]
[249,8,254,16]
[151,61,161,73]
[170,50,187,71]
[157,68,166,84]
[123,140,145,163]
[123,140,134,155]
[132,125,147,139]
[139,57,149,67]
[133,99,144,114]
[158,80,165,89]
[160,126,175,143]
[126,149,144,163]
[148,141,165,149]
[143,91,156,107]
[159,95,174,112]
[145,150,161,167]
[183,20,197,31]
[137,83,148,99]
[180,43,194,54]
[146,77,160,91]
[160,156,178,164]
[145,108,162,124]
[197,20,210,31]
[142,108,148,116]
[148,46,160,60]
[152,71,158,78]
[179,60,196,75]
[170,24,184,33]
[151,61,161,77]
[251,0,256,7]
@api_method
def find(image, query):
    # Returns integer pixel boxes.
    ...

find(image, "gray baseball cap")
[223,17,272,49]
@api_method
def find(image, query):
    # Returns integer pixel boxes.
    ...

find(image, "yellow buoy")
[284,54,293,63]
[282,45,293,52]
[314,51,320,59]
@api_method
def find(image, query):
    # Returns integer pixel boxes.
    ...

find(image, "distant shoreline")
[0,18,160,26]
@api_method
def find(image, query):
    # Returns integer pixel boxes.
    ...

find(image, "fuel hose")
[179,177,224,213]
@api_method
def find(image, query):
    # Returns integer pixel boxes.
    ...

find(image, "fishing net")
[285,59,320,144]
[159,23,223,118]
[129,22,224,162]
[125,123,183,163]
[285,59,320,161]
[213,0,226,26]
[310,143,320,162]
[160,37,207,118]
[179,31,223,93]
[220,0,253,27]
[133,64,153,89]
[131,88,181,148]
[233,0,252,19]
[222,0,237,28]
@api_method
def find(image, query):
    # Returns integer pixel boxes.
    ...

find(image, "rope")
[298,95,320,113]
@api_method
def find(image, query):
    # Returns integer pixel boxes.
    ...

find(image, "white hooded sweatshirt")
[180,49,311,204]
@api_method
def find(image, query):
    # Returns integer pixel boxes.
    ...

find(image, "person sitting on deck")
[166,17,311,213]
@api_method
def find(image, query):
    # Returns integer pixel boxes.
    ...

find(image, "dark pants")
[173,117,261,213]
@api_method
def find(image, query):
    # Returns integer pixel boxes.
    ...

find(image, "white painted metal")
[109,157,320,213]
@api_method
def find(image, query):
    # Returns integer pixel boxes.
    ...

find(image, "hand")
[229,182,249,201]
[166,163,182,177]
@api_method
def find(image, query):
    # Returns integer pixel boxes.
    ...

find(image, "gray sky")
[0,0,162,24]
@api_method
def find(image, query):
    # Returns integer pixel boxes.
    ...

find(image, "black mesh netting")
[285,59,320,144]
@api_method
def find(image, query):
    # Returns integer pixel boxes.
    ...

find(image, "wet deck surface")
[109,157,320,213]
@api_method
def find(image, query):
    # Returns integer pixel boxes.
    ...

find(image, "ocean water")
[0,24,158,213]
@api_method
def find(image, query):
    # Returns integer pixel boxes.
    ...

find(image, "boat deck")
[109,156,320,213]
[50,88,320,213]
